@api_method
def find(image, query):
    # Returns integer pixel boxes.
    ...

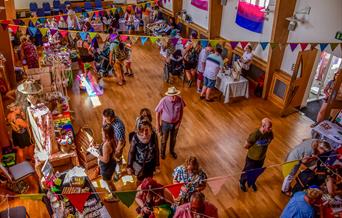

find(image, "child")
[124,43,133,76]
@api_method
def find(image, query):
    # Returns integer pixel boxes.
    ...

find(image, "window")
[244,0,270,8]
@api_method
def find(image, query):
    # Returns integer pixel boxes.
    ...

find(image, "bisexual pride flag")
[235,0,265,33]
[191,0,208,11]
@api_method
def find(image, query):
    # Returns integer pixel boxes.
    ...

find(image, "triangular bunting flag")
[111,8,116,14]
[50,29,58,36]
[31,17,38,25]
[0,20,10,30]
[260,42,268,50]
[270,43,278,49]
[99,11,104,17]
[200,40,208,48]
[319,43,329,51]
[64,193,91,213]
[164,183,183,198]
[120,35,128,42]
[88,11,94,18]
[131,36,139,44]
[170,38,179,46]
[110,33,118,41]
[116,191,137,208]
[210,40,219,48]
[289,43,298,52]
[39,28,48,36]
[18,193,45,200]
[300,43,308,51]
[28,27,37,36]
[181,39,188,46]
[246,167,266,187]
[94,11,99,17]
[62,15,69,22]
[38,17,46,23]
[330,43,339,51]
[59,30,68,38]
[80,32,88,41]
[207,178,227,195]
[8,25,19,34]
[19,26,27,34]
[55,15,61,22]
[310,43,318,50]
[150,36,158,44]
[140,36,148,45]
[99,33,108,42]
[230,41,239,50]
[240,41,249,49]
[89,32,97,40]
[13,19,23,25]
[69,31,77,40]
[281,160,299,178]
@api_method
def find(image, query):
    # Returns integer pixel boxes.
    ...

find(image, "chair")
[53,0,60,14]
[84,2,93,12]
[42,2,52,16]
[29,2,38,13]
[94,0,103,10]
[0,206,29,218]
[36,8,45,17]
[0,161,35,194]
[74,7,82,13]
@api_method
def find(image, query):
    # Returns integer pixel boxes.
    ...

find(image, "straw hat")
[165,87,181,96]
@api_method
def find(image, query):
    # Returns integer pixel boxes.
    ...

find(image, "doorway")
[300,52,342,121]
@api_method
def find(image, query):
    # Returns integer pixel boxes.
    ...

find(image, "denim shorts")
[204,77,216,88]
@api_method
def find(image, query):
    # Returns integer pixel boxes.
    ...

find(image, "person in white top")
[196,44,213,93]
[239,45,253,71]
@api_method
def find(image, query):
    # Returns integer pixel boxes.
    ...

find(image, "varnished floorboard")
[0,44,313,217]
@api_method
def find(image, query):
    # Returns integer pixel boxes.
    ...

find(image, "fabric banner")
[54,15,61,22]
[62,15,69,22]
[319,43,328,51]
[140,36,148,45]
[310,43,318,50]
[181,39,188,46]
[150,36,158,44]
[19,26,27,34]
[200,40,208,48]
[38,18,46,23]
[235,1,265,33]
[64,193,91,213]
[289,43,298,52]
[80,32,88,41]
[170,38,179,46]
[89,32,97,40]
[260,42,268,50]
[120,35,128,42]
[207,178,227,195]
[330,43,339,51]
[270,42,278,49]
[59,30,69,38]
[110,33,118,41]
[28,27,37,36]
[116,191,137,208]
[246,167,266,187]
[230,41,239,50]
[281,160,299,178]
[164,183,183,198]
[210,40,219,48]
[0,20,10,30]
[99,33,108,42]
[191,0,208,11]
[240,41,249,49]
[8,25,19,34]
[130,36,139,44]
[300,43,308,51]
[18,193,44,200]
[50,29,58,36]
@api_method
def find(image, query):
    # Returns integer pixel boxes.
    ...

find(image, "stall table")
[215,71,249,103]
[311,120,342,149]
[119,18,140,32]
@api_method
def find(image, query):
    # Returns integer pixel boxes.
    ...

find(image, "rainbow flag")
[191,0,208,11]
[235,1,265,33]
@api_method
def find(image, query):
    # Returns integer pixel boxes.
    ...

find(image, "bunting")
[230,41,239,50]
[281,160,299,178]
[62,15,69,22]
[0,20,10,30]
[260,42,268,50]
[120,35,128,42]
[170,38,179,46]
[50,29,58,36]
[319,43,329,51]
[310,43,318,50]
[150,36,158,44]
[330,43,339,51]
[200,40,208,48]
[18,193,44,200]
[99,33,108,42]
[300,43,308,51]
[80,32,88,41]
[89,32,97,40]
[54,15,61,22]
[110,33,118,41]
[28,27,37,36]
[13,19,22,25]
[289,43,298,52]
[30,18,38,25]
[207,178,227,195]
[19,26,27,34]
[8,25,19,34]
[164,183,183,198]
[116,191,137,208]
[181,39,188,46]
[130,36,139,44]
[59,29,69,38]
[64,193,91,213]
[240,41,249,49]
[270,42,278,50]
[210,40,219,48]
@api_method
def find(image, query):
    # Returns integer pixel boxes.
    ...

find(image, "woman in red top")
[20,36,39,69]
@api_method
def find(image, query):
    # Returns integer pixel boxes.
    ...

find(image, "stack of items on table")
[146,20,172,36]
[41,166,110,218]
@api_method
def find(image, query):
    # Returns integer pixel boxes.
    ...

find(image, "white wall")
[162,0,173,12]
[15,0,54,10]
[219,0,275,61]
[281,0,342,74]
[182,0,209,29]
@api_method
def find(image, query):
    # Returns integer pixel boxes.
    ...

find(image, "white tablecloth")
[119,18,140,31]
[215,71,249,103]
[312,120,342,149]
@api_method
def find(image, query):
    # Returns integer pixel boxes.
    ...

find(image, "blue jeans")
[161,121,179,155]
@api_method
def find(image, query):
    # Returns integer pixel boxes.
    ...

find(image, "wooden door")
[324,69,342,119]
[281,49,318,116]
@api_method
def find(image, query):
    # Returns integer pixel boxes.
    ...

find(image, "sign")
[336,31,342,41]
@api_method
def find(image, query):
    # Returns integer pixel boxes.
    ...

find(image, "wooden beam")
[208,0,223,39]
[173,0,183,16]
[263,0,297,98]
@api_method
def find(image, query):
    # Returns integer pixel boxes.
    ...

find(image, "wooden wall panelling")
[268,70,291,108]
[208,0,223,39]
[263,0,297,99]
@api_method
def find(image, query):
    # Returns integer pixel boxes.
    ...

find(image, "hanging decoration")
[191,0,208,11]
[116,191,137,208]
[235,0,265,33]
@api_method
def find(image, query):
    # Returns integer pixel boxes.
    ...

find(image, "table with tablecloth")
[312,120,342,149]
[119,18,140,32]
[215,71,249,103]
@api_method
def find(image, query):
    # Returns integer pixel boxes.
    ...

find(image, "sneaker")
[251,184,257,192]
[104,193,119,202]
[240,182,247,192]
[171,152,177,159]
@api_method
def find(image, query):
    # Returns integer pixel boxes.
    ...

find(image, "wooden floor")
[0,44,314,217]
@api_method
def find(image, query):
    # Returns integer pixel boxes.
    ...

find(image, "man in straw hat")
[281,188,323,218]
[155,87,185,159]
